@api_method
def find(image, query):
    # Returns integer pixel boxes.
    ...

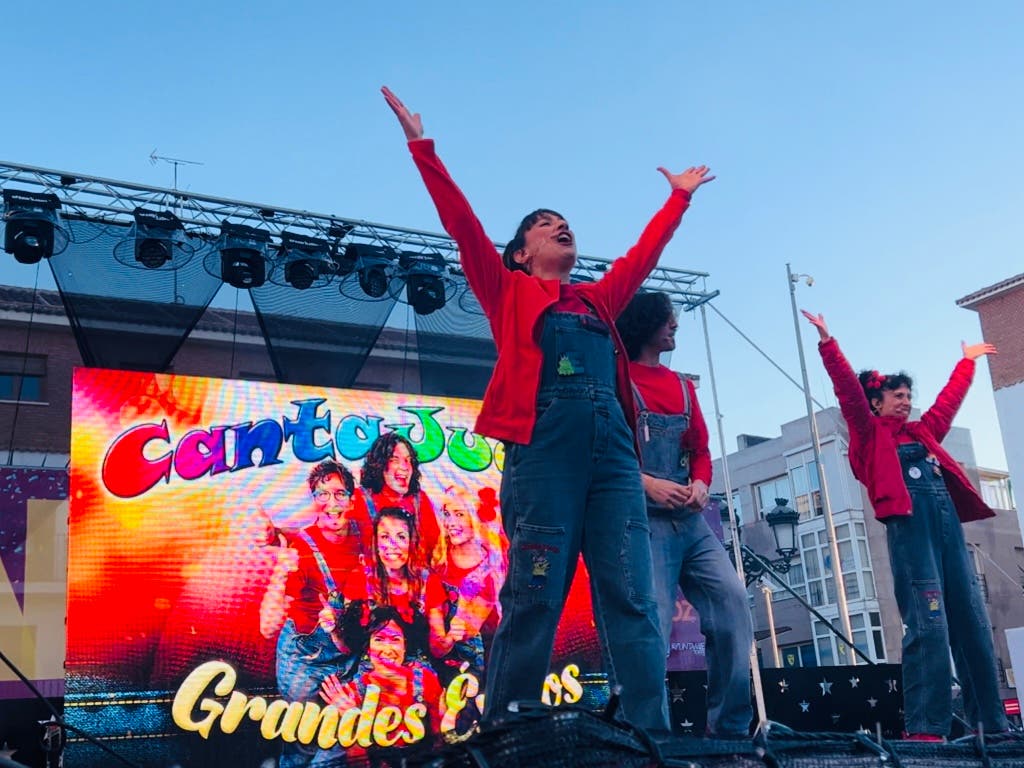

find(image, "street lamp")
[720,496,800,586]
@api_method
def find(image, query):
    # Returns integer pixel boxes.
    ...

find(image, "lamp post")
[786,263,856,664]
[720,497,800,587]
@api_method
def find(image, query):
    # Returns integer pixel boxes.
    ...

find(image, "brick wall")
[969,283,1024,390]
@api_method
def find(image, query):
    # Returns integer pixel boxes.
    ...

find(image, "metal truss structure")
[0,160,718,310]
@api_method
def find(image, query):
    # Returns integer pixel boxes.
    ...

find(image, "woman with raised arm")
[802,310,1007,741]
[383,86,713,735]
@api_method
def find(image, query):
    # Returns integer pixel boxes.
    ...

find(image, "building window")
[780,642,816,668]
[980,476,1015,511]
[0,353,46,403]
[814,611,885,666]
[787,449,824,520]
[772,556,807,602]
[755,476,793,519]
[799,522,876,608]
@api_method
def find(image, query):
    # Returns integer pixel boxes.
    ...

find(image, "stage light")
[2,189,67,264]
[276,231,335,290]
[399,251,451,315]
[339,244,396,299]
[218,222,270,289]
[129,208,193,269]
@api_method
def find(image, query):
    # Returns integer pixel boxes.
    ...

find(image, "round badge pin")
[908,467,922,479]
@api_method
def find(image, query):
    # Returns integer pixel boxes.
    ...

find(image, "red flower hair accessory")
[865,371,887,390]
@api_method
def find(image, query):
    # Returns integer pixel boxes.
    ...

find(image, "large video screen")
[67,368,643,765]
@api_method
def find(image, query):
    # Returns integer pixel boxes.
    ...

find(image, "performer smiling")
[803,309,1007,741]
[383,85,713,734]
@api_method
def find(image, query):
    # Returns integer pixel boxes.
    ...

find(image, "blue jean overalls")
[482,311,670,735]
[276,530,354,767]
[637,381,753,736]
[885,442,1008,736]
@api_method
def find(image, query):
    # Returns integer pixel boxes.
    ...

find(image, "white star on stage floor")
[867,697,878,708]
[887,679,899,693]
[819,679,833,695]
[799,700,810,712]
[670,687,685,703]
[779,679,789,692]
[680,719,694,729]
[848,676,860,688]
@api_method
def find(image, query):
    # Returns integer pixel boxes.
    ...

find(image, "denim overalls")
[885,442,1007,736]
[276,531,354,768]
[637,381,753,737]
[483,311,670,735]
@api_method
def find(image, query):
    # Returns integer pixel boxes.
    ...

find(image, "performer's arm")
[802,311,874,441]
[258,547,298,638]
[921,342,996,440]
[383,86,504,316]
[592,165,713,318]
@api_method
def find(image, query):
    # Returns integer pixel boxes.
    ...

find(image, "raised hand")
[320,673,358,709]
[800,309,830,341]
[657,165,715,195]
[382,86,424,141]
[962,341,997,361]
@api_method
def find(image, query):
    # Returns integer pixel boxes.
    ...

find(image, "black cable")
[0,648,141,768]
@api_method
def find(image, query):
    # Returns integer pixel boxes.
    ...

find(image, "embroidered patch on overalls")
[926,454,942,476]
[528,554,551,589]
[923,590,942,620]
[907,466,922,480]
[557,355,576,376]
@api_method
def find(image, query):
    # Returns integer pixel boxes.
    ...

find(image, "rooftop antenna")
[149,149,203,191]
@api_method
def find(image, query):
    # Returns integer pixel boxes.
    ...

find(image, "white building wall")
[994,381,1024,545]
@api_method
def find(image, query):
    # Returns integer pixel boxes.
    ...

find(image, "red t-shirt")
[553,283,591,314]
[340,567,429,626]
[285,525,363,633]
[628,362,712,485]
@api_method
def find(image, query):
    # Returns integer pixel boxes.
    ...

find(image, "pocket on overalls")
[510,522,566,606]
[621,519,657,606]
[553,327,587,377]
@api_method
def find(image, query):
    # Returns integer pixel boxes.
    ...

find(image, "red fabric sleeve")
[408,139,505,317]
[683,380,712,486]
[920,358,975,442]
[587,189,690,318]
[818,337,874,441]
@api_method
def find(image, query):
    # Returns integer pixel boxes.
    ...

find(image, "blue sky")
[2,2,1021,470]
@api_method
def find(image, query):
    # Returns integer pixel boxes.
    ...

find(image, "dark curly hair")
[858,370,914,413]
[501,208,567,273]
[306,458,355,495]
[616,291,675,361]
[360,432,421,496]
[340,603,430,665]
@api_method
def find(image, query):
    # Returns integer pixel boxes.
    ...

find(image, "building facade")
[711,407,1024,710]
[958,272,1024,542]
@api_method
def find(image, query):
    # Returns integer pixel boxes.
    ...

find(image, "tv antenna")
[149,149,204,191]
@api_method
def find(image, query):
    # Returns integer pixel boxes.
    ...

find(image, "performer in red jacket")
[383,86,713,734]
[803,310,1007,740]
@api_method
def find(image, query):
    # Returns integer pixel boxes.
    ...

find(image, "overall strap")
[675,372,692,421]
[297,529,339,594]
